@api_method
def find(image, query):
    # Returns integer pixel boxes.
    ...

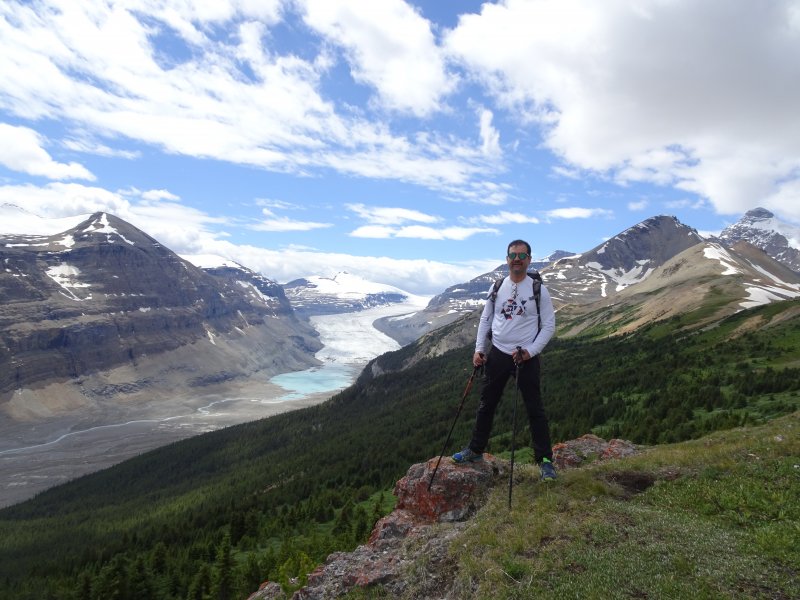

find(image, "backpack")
[488,271,543,331]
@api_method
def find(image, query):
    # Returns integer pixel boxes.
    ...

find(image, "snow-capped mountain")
[543,215,705,306]
[283,271,413,316]
[557,238,800,337]
[373,212,800,350]
[0,211,320,414]
[719,207,800,272]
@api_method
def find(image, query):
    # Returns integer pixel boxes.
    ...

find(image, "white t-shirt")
[475,275,556,357]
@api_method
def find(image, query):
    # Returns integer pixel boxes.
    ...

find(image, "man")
[452,239,558,481]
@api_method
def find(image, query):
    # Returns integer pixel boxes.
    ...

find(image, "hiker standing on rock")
[452,239,558,481]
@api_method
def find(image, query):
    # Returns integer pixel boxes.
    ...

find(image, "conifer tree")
[211,533,235,600]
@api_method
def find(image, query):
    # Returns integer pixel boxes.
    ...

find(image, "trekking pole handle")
[514,346,523,366]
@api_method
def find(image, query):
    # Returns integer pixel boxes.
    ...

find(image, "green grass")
[440,412,800,599]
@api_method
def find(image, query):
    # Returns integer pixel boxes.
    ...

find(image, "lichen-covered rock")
[284,454,503,599]
[553,434,640,470]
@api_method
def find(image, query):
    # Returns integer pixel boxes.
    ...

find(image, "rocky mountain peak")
[541,214,704,306]
[586,215,702,272]
[719,207,800,272]
[742,207,775,221]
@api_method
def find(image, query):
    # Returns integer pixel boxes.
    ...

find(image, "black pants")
[469,345,553,463]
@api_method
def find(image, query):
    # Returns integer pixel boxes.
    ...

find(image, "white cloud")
[478,108,501,156]
[446,180,512,206]
[665,198,707,210]
[0,0,489,197]
[0,182,228,252]
[627,199,648,211]
[0,123,94,180]
[300,0,456,116]
[345,202,497,240]
[0,183,127,218]
[252,207,332,232]
[546,207,613,220]
[346,202,439,225]
[255,198,298,210]
[350,223,495,240]
[216,241,495,294]
[473,210,540,225]
[445,0,800,220]
[62,137,140,159]
[141,189,180,202]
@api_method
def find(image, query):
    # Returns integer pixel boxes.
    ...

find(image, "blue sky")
[1,0,799,294]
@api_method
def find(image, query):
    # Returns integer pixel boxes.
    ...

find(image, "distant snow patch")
[46,264,91,301]
[84,213,134,245]
[740,285,800,309]
[585,260,653,291]
[703,245,741,275]
[236,280,271,303]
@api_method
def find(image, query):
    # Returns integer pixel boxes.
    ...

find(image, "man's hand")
[512,348,530,364]
[473,352,486,367]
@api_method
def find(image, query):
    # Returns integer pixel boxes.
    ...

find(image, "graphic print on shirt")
[501,296,527,320]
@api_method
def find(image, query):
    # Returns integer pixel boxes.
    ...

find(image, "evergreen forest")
[0,299,798,599]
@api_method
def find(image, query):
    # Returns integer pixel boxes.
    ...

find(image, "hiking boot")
[452,447,483,464]
[540,458,557,481]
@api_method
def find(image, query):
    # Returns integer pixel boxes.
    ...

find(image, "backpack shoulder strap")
[489,276,504,304]
[527,271,542,302]
[527,271,542,329]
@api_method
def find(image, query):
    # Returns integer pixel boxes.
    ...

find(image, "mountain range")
[374,210,800,347]
[3,205,799,417]
[0,208,320,432]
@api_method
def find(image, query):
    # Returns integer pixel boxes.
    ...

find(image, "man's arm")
[525,284,556,357]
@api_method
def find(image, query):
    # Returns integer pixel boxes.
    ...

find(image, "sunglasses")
[507,252,529,260]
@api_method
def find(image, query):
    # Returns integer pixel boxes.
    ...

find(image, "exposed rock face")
[0,212,320,409]
[250,436,641,599]
[544,215,705,306]
[248,455,505,600]
[719,207,800,272]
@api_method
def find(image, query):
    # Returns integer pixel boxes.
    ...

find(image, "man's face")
[507,244,531,274]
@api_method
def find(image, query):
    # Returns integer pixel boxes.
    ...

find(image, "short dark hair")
[507,239,531,255]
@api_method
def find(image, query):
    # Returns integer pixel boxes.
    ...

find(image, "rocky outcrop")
[552,434,639,470]
[250,436,641,599]
[249,455,504,600]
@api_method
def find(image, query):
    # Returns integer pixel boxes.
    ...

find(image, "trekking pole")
[508,347,523,509]
[428,364,481,491]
